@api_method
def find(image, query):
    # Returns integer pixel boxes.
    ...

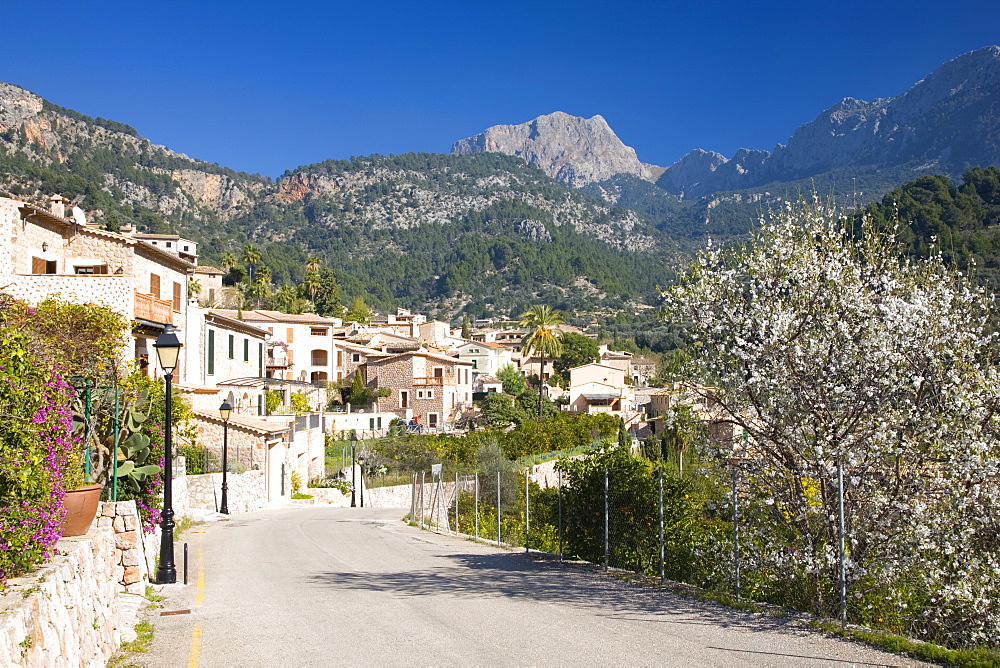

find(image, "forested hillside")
[856,166,1000,288]
[222,153,681,318]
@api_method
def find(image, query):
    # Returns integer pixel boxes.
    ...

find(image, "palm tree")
[519,305,565,417]
[220,252,238,272]
[306,256,322,274]
[242,244,262,282]
[304,271,321,307]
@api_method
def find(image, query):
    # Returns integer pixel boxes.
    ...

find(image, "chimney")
[119,223,134,238]
[49,194,66,218]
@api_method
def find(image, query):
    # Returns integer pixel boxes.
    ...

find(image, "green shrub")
[178,445,207,475]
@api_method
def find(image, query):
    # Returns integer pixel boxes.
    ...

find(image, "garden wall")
[0,527,121,667]
[185,470,267,514]
[309,482,411,508]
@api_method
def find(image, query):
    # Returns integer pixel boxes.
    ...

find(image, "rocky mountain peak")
[452,111,660,187]
[0,83,43,128]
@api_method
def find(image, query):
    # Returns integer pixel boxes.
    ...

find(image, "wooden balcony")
[413,376,445,386]
[134,290,172,324]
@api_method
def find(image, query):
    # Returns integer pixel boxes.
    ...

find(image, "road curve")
[139,505,925,667]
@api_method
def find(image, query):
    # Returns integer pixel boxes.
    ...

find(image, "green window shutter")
[208,329,215,375]
[258,342,263,377]
[228,334,234,359]
[369,418,374,429]
[244,338,249,362]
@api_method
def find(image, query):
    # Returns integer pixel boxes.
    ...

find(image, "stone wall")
[186,469,267,513]
[309,482,412,509]
[95,500,160,596]
[0,528,121,668]
[3,274,134,321]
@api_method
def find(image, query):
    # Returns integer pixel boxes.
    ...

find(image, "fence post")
[604,468,609,572]
[731,463,740,600]
[455,472,459,534]
[524,468,530,553]
[497,471,501,546]
[420,471,426,529]
[557,468,563,561]
[838,460,847,625]
[658,466,665,584]
[474,472,479,540]
[410,472,416,523]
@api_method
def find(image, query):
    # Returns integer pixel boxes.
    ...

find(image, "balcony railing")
[413,376,445,386]
[134,291,172,324]
[267,355,290,368]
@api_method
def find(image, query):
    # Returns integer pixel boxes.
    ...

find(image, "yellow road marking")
[188,624,201,667]
[189,545,206,666]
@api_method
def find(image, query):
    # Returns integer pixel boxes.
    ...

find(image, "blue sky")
[4,1,998,177]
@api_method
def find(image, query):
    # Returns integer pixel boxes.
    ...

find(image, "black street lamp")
[350,432,358,507]
[153,324,182,584]
[219,400,232,515]
[357,454,366,508]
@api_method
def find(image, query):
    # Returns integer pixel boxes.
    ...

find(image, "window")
[377,417,382,430]
[472,360,478,369]
[352,353,361,363]
[311,349,328,366]
[244,339,249,362]
[400,391,409,408]
[228,334,234,359]
[150,274,161,298]
[369,418,375,429]
[417,391,424,399]
[165,241,172,248]
[258,342,263,377]
[172,282,181,311]
[32,257,56,274]
[433,367,443,378]
[470,348,479,353]
[311,327,328,336]
[428,413,438,428]
[183,245,189,252]
[74,265,108,275]
[337,350,343,366]
[207,330,215,375]
[427,390,434,399]
[286,327,294,343]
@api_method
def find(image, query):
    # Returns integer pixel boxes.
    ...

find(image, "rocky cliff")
[658,46,1000,198]
[0,82,269,227]
[452,111,661,187]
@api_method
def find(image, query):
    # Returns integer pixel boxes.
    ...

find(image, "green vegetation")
[856,166,1000,289]
[809,621,1000,668]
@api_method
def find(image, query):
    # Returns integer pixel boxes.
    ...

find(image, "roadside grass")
[106,620,154,667]
[173,515,204,540]
[809,620,1000,668]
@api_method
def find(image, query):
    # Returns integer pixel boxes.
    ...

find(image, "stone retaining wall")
[0,528,121,667]
[309,483,411,509]
[186,470,267,514]
[95,500,160,596]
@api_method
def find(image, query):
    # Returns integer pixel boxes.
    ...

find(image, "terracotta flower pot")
[60,484,103,537]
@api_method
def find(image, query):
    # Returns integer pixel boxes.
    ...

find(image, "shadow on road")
[305,549,807,638]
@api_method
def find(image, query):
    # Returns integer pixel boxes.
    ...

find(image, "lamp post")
[219,400,232,515]
[153,324,182,584]
[357,454,366,508]
[350,432,358,507]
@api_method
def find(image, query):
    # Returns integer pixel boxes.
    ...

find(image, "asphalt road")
[139,505,926,667]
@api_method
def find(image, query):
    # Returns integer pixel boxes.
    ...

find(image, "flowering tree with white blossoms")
[664,199,1000,645]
